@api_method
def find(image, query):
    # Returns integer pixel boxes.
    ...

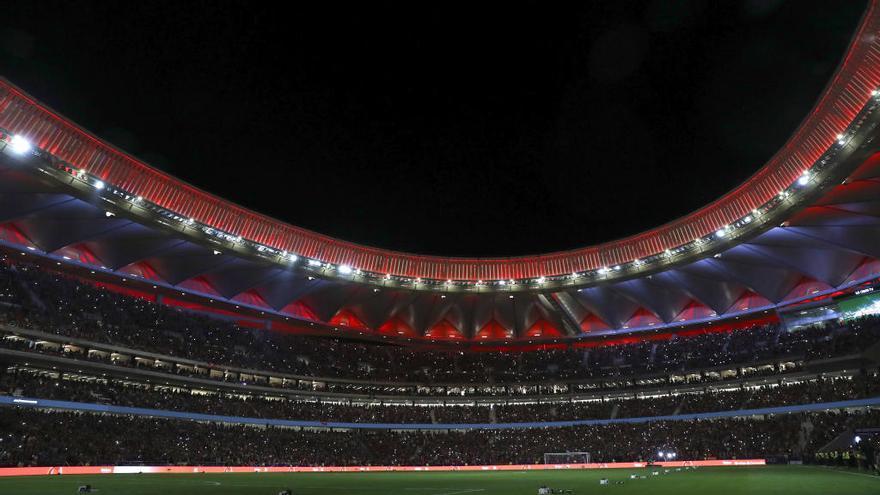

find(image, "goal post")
[543,452,591,465]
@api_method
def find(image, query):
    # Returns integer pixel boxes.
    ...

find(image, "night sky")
[0,1,867,257]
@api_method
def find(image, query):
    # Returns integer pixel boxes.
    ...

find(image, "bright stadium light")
[94,180,105,190]
[536,276,546,284]
[855,435,862,444]
[658,451,665,459]
[797,171,811,186]
[9,135,31,155]
[338,264,353,275]
[716,226,728,238]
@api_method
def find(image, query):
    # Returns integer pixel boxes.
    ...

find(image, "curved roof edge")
[0,1,879,281]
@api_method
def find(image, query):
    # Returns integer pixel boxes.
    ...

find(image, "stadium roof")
[1,2,880,343]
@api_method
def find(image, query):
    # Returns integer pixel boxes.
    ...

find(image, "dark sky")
[0,1,867,257]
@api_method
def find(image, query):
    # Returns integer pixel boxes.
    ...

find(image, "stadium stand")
[1,407,879,467]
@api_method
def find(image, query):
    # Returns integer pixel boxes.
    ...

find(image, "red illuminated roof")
[1,2,880,282]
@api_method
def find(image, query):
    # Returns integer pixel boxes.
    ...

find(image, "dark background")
[0,1,867,256]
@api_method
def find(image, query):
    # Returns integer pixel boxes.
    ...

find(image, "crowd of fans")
[0,258,879,469]
[2,367,877,424]
[1,407,878,467]
[2,258,879,387]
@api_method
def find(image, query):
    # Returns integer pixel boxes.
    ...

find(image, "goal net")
[543,452,591,465]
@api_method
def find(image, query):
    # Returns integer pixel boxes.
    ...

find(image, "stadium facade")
[1,4,880,347]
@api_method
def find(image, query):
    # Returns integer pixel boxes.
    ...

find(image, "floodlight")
[9,135,31,155]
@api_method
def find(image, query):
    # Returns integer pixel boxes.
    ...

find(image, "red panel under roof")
[279,300,319,321]
[580,313,611,333]
[177,276,223,297]
[426,319,466,340]
[475,319,513,340]
[378,316,418,337]
[845,257,880,284]
[0,223,35,248]
[729,291,772,313]
[623,307,663,329]
[329,308,369,331]
[674,300,717,323]
[782,277,833,302]
[524,319,562,338]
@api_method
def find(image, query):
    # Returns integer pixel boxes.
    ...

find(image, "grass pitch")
[0,465,877,495]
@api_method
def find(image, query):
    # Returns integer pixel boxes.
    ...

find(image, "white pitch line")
[432,489,485,495]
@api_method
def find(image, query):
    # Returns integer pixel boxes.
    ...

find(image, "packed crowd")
[1,407,878,467]
[1,259,879,386]
[2,367,877,424]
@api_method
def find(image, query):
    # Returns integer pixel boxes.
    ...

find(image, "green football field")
[0,465,877,495]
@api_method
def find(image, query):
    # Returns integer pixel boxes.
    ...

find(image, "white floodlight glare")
[658,451,665,459]
[797,172,810,186]
[288,253,298,262]
[94,180,105,190]
[9,135,32,155]
[855,435,862,444]
[338,264,353,275]
[716,227,728,238]
[536,276,546,284]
